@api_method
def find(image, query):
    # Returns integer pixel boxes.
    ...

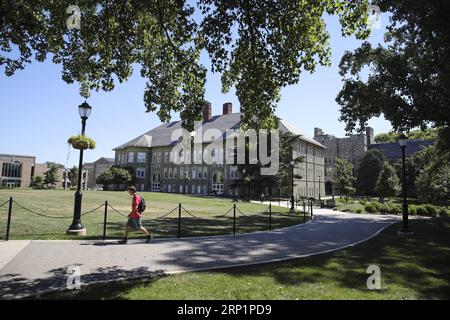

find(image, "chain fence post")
[233,203,237,235]
[178,203,181,238]
[103,201,108,241]
[6,197,13,241]
[269,203,272,231]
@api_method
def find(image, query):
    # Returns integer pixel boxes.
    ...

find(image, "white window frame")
[128,152,134,163]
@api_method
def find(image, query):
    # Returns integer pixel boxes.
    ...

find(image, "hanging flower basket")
[68,135,96,150]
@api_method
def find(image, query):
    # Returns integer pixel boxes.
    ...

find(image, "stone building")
[313,127,374,195]
[113,103,325,198]
[82,157,115,189]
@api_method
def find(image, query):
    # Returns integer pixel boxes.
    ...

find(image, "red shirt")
[129,194,141,218]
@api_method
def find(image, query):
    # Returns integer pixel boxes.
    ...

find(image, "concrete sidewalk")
[0,209,400,299]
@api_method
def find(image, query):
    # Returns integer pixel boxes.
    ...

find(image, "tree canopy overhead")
[336,0,450,151]
[1,0,370,130]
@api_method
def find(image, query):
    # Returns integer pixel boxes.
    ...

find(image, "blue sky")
[0,11,391,168]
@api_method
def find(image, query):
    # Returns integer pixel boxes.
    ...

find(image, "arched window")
[152,173,161,191]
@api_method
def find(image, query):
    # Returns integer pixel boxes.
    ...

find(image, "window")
[136,168,145,179]
[128,152,134,163]
[199,185,203,194]
[192,184,196,194]
[192,167,196,179]
[2,162,22,178]
[203,167,207,179]
[137,152,146,163]
[173,167,178,179]
[197,168,202,179]
[229,166,238,179]
[168,167,172,178]
[152,173,161,191]
[164,167,168,178]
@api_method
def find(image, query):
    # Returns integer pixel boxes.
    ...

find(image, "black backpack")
[137,195,146,213]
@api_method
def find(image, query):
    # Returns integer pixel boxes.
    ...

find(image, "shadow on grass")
[0,266,165,300]
[101,213,306,239]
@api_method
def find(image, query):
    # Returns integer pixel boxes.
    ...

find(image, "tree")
[271,132,304,197]
[416,162,450,205]
[44,164,60,188]
[336,0,450,151]
[374,161,400,202]
[375,127,441,143]
[1,1,371,130]
[68,166,78,187]
[332,157,356,198]
[356,149,385,195]
[96,166,133,190]
[29,176,44,189]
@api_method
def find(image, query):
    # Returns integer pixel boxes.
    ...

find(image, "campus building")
[313,127,374,194]
[114,103,326,198]
[82,157,115,189]
[0,154,36,188]
[368,139,435,160]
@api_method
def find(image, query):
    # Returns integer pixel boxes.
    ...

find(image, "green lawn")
[0,189,304,240]
[34,218,450,300]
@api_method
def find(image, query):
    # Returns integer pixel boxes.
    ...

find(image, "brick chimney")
[203,102,212,122]
[223,102,232,115]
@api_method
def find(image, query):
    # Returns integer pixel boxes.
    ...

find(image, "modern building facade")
[0,154,36,188]
[114,103,325,198]
[313,127,374,194]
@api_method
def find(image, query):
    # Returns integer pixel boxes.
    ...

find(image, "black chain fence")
[0,197,315,241]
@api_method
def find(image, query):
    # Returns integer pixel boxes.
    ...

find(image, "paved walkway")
[0,209,400,299]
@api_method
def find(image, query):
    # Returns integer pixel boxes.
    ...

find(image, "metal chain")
[108,204,180,220]
[217,206,234,218]
[12,200,71,219]
[107,204,129,217]
[153,206,179,220]
[81,203,105,216]
[181,206,200,219]
[235,207,248,217]
[0,200,9,209]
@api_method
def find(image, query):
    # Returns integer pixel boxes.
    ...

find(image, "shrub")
[364,204,377,213]
[389,204,402,214]
[379,204,390,214]
[356,209,362,214]
[359,200,367,206]
[438,208,449,217]
[416,206,428,216]
[408,205,417,216]
[371,201,381,212]
[425,205,438,217]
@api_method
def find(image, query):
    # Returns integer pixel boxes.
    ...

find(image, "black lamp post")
[398,133,413,235]
[318,175,321,201]
[67,101,92,236]
[242,169,246,202]
[290,160,295,213]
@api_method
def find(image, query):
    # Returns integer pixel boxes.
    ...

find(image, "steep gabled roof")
[114,113,324,150]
